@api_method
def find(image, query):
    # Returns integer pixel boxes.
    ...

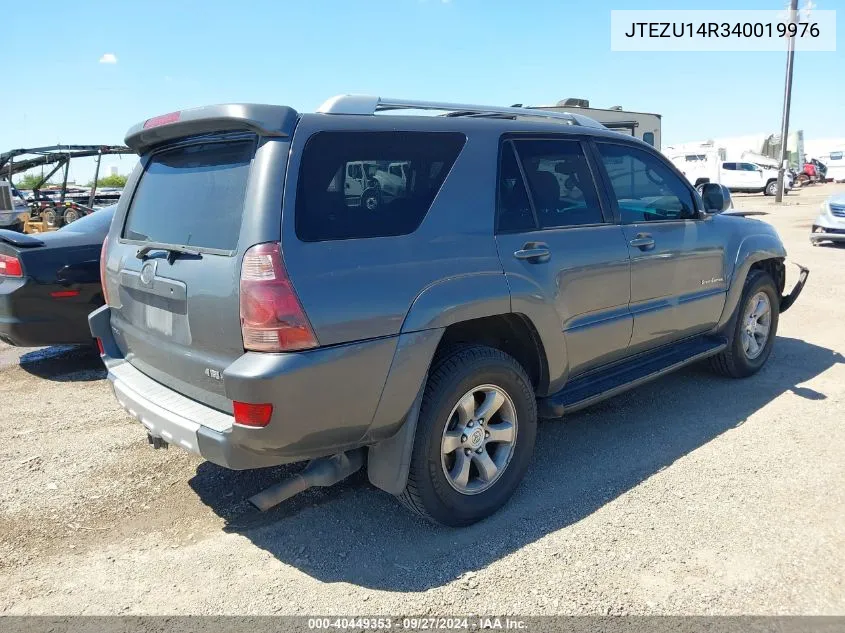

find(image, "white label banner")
[610,10,837,52]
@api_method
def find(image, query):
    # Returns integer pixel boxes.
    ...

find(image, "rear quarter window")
[295,131,466,242]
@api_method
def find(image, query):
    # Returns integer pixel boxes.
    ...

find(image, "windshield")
[122,138,255,251]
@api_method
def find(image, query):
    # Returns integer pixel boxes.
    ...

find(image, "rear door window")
[122,138,255,251]
[511,139,606,228]
[295,131,465,242]
[497,143,536,232]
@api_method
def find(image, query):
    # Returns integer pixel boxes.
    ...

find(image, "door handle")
[514,243,551,263]
[629,234,655,250]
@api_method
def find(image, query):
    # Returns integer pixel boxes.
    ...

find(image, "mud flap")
[367,378,426,496]
[780,263,809,313]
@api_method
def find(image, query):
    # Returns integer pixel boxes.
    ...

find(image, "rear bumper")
[0,277,97,347]
[89,305,404,470]
[107,360,284,469]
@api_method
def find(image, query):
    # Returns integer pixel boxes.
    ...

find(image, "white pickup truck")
[666,152,792,196]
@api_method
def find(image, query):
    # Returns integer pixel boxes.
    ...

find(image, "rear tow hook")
[248,449,365,512]
[147,434,168,450]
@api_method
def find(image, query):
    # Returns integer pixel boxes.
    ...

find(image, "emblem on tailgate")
[204,368,222,380]
[140,260,157,286]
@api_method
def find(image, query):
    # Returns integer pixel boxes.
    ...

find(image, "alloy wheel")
[440,384,518,495]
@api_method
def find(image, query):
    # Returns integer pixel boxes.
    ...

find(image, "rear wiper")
[136,243,203,264]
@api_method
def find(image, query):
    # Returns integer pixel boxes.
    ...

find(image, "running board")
[537,336,728,419]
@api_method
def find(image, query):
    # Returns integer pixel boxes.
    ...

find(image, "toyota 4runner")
[90,95,808,526]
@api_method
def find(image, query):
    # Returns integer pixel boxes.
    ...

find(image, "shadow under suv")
[90,95,807,526]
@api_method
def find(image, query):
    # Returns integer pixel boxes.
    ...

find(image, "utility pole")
[775,0,799,203]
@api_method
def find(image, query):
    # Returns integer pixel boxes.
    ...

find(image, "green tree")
[89,174,127,188]
[13,173,45,190]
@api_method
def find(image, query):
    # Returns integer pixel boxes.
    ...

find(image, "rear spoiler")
[125,104,299,154]
[0,229,44,248]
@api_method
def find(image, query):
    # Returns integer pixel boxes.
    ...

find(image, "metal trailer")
[0,145,133,232]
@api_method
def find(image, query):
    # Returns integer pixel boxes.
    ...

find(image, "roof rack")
[316,95,606,129]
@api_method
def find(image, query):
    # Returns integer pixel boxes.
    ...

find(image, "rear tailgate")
[105,105,298,413]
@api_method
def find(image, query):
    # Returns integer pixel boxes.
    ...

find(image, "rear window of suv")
[122,138,255,251]
[295,131,466,242]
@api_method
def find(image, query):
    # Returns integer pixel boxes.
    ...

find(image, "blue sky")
[2,0,842,183]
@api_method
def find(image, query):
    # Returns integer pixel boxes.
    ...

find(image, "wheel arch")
[367,310,551,495]
[717,234,786,331]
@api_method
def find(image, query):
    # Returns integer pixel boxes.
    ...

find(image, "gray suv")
[90,95,808,526]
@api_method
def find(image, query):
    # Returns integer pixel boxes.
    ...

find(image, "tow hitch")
[248,449,365,512]
[147,433,168,450]
[780,263,809,313]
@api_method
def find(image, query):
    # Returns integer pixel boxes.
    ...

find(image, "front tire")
[398,346,537,526]
[710,270,779,378]
[765,180,778,196]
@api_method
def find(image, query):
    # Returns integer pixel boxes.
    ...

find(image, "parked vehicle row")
[74,96,807,526]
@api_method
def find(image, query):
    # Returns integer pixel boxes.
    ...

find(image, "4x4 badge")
[140,261,157,286]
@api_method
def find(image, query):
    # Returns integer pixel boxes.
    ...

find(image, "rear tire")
[398,345,537,526]
[709,270,779,378]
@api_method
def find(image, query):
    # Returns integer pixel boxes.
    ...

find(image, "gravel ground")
[1,185,844,615]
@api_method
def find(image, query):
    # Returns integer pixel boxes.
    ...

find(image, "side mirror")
[699,182,732,214]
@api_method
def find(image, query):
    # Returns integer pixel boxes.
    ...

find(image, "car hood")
[827,193,845,206]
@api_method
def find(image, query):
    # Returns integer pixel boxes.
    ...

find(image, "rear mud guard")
[367,378,426,496]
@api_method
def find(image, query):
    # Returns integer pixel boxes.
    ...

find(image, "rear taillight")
[95,338,104,355]
[239,242,317,352]
[0,253,22,277]
[233,401,273,427]
[100,237,109,304]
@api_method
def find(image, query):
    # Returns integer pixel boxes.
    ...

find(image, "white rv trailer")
[820,149,845,182]
[526,98,662,149]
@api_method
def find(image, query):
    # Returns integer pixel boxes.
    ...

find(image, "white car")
[810,193,845,245]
